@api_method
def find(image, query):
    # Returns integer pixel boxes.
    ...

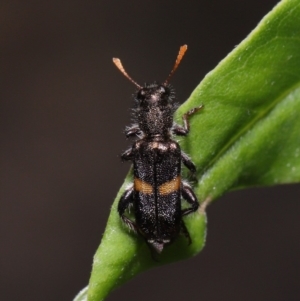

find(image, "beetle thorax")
[138,105,173,136]
[135,83,175,137]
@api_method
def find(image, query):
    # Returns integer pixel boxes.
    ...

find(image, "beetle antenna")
[164,45,188,85]
[113,58,142,89]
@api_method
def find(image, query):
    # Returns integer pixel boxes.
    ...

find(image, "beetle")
[113,45,203,255]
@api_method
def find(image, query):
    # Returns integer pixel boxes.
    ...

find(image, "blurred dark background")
[1,1,300,300]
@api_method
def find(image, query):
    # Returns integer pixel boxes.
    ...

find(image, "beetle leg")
[172,123,188,136]
[181,151,196,173]
[181,182,199,216]
[121,147,134,162]
[172,105,204,136]
[118,185,137,233]
[125,124,141,138]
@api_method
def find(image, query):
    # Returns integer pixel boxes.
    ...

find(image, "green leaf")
[178,0,300,201]
[74,0,300,300]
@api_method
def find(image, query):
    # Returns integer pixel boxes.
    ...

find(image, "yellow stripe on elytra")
[158,176,181,195]
[134,178,153,194]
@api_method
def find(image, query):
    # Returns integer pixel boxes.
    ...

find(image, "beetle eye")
[159,86,170,103]
[158,86,166,94]
[137,89,146,100]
